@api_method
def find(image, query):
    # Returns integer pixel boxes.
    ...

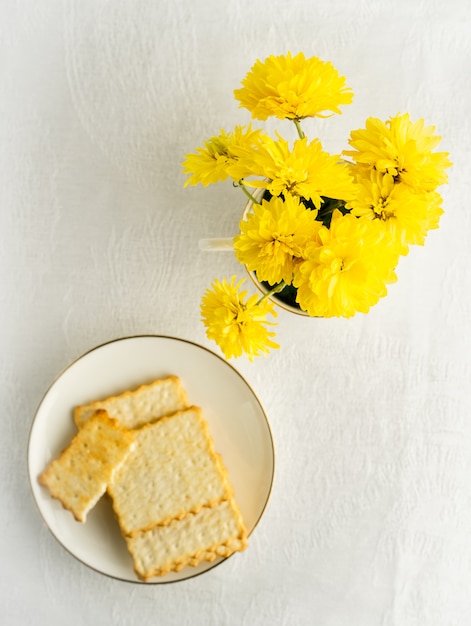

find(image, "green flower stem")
[319,201,342,216]
[257,280,286,304]
[317,199,348,226]
[236,181,261,205]
[293,118,305,139]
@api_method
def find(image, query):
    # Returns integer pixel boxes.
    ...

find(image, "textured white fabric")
[2,0,471,624]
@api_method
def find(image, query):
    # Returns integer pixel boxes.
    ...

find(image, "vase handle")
[198,238,234,251]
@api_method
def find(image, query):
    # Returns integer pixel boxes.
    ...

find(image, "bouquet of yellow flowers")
[182,52,452,361]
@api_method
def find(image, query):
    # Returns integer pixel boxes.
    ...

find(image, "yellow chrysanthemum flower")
[347,169,444,252]
[229,135,356,209]
[344,113,452,192]
[234,52,353,121]
[182,125,265,187]
[234,193,322,285]
[200,276,279,360]
[293,211,399,317]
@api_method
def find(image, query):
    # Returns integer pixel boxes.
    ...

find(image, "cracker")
[127,498,248,581]
[74,375,188,430]
[108,407,232,536]
[38,410,135,523]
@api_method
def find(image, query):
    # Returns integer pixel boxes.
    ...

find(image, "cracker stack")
[38,376,248,580]
[108,406,248,580]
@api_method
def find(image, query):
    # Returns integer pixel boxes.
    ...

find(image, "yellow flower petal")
[234,193,322,285]
[182,125,265,187]
[234,52,353,120]
[200,276,279,360]
[344,113,452,192]
[229,135,356,207]
[293,211,400,317]
[347,168,444,252]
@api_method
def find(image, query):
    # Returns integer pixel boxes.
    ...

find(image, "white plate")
[28,335,275,583]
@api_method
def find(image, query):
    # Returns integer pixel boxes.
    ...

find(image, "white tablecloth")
[2,0,471,624]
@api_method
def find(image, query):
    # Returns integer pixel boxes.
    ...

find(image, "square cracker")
[127,498,248,581]
[108,406,233,537]
[38,410,135,523]
[74,375,188,430]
